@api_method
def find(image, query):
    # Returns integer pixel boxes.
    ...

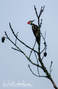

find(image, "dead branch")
[29,40,36,58]
[1,5,58,89]
[5,32,42,68]
[28,64,47,78]
[9,22,39,54]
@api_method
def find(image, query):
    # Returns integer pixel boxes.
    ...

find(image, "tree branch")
[38,6,45,19]
[9,22,39,54]
[34,5,38,18]
[5,31,42,68]
[29,40,36,58]
[2,5,58,89]
[28,64,47,78]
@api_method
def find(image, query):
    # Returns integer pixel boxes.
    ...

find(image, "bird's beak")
[31,20,34,23]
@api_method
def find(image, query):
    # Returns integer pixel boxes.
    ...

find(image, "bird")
[27,20,40,45]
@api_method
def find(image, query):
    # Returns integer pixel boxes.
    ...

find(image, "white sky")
[0,0,58,89]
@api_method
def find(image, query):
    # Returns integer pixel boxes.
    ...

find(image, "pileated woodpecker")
[27,20,40,45]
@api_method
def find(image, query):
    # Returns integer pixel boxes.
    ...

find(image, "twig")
[28,64,47,78]
[12,47,42,68]
[28,64,39,77]
[38,6,45,19]
[41,32,45,41]
[34,5,38,18]
[34,5,45,26]
[40,47,45,54]
[5,32,42,68]
[15,32,19,45]
[9,22,39,54]
[29,40,36,58]
[41,55,44,60]
[50,61,53,74]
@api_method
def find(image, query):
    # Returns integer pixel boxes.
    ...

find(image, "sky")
[0,0,58,89]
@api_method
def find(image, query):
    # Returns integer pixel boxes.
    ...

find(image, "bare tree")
[1,5,58,89]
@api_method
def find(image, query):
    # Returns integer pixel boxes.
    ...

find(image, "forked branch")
[1,5,58,89]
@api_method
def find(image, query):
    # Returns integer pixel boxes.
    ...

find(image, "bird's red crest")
[27,21,31,24]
